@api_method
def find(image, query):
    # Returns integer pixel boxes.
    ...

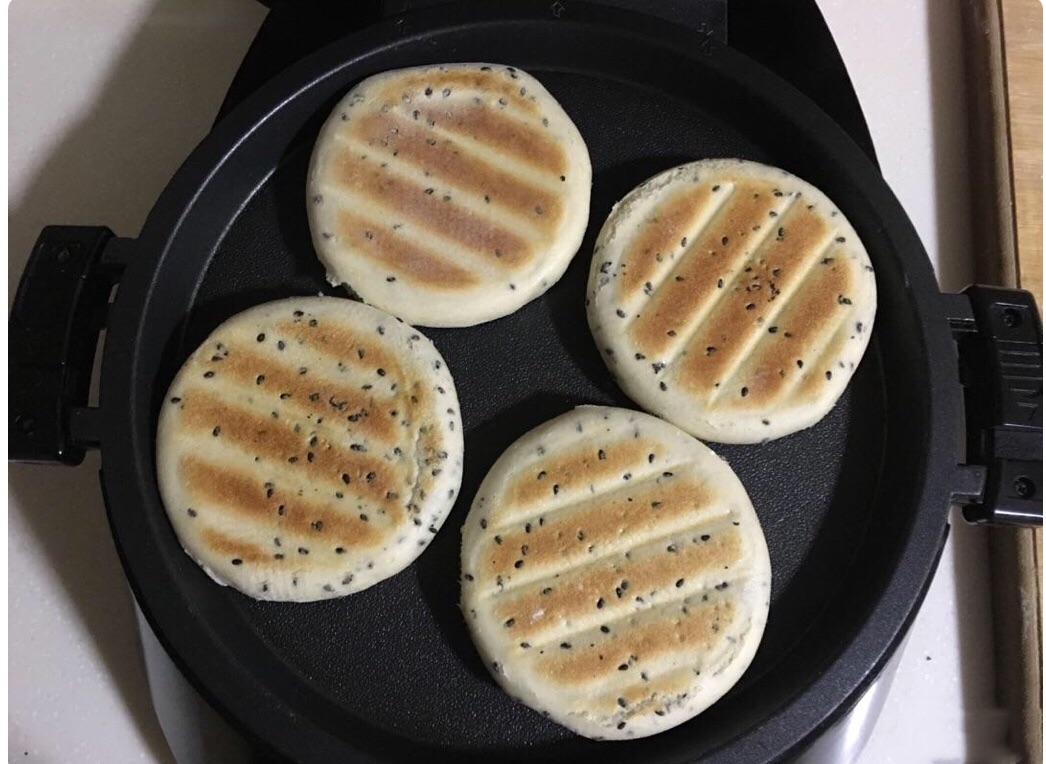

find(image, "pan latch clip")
[947,285,1042,526]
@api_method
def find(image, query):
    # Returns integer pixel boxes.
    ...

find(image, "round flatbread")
[460,406,771,740]
[587,159,876,443]
[307,63,592,327]
[156,297,463,602]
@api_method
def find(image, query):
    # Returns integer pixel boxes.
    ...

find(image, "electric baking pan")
[9,3,1043,762]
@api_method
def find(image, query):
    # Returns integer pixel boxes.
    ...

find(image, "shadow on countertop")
[9,0,266,760]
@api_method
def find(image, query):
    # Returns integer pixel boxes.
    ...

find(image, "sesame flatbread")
[461,406,771,739]
[587,159,876,443]
[308,63,592,327]
[156,297,463,602]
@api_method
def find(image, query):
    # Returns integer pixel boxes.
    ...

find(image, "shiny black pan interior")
[99,3,957,762]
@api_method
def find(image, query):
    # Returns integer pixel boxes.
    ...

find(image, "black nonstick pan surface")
[80,3,963,762]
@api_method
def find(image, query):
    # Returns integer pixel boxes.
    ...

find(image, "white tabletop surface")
[7,2,1019,762]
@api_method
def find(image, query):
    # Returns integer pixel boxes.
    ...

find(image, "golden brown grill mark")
[198,528,269,564]
[195,346,399,444]
[184,457,381,549]
[674,205,831,396]
[351,112,563,229]
[629,187,778,356]
[375,69,541,115]
[499,439,665,513]
[494,529,743,640]
[334,209,480,289]
[532,599,737,686]
[271,319,401,379]
[481,478,714,580]
[331,152,532,266]
[727,255,854,406]
[589,670,694,716]
[619,186,715,298]
[414,103,566,176]
[178,393,405,518]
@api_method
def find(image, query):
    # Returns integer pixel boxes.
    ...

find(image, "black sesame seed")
[298,547,309,555]
[740,387,749,397]
[797,359,804,368]
[186,508,197,517]
[256,333,265,342]
[601,625,611,634]
[826,370,833,380]
[212,426,221,437]
[596,597,605,609]
[203,371,215,379]
[504,618,515,627]
[560,642,572,649]
[618,664,629,671]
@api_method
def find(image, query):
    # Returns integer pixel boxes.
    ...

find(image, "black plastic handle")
[9,226,134,465]
[947,285,1043,526]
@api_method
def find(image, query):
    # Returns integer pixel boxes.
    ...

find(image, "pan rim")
[97,3,958,761]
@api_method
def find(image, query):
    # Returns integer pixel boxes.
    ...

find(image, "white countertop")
[7,2,1018,762]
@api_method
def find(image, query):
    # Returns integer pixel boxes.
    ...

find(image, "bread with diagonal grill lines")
[307,63,591,327]
[460,406,770,739]
[156,297,463,602]
[587,159,876,443]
